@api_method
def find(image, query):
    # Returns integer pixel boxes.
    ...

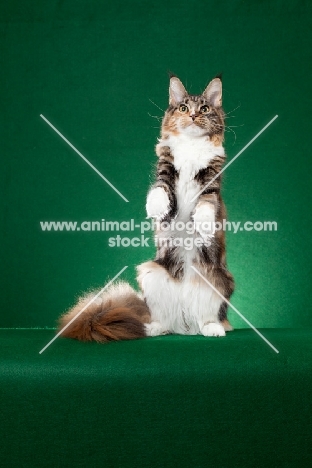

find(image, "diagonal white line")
[40,114,129,203]
[191,266,279,354]
[190,114,278,203]
[39,265,128,354]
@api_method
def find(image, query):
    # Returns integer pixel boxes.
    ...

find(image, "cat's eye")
[200,105,210,114]
[179,104,188,113]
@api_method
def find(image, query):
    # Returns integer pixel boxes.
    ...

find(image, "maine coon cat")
[59,75,234,341]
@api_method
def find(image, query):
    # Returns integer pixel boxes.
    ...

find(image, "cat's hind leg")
[201,322,226,337]
[187,273,226,337]
[144,321,169,337]
[196,292,226,337]
[137,261,178,336]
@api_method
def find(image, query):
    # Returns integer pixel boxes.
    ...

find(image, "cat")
[58,75,234,342]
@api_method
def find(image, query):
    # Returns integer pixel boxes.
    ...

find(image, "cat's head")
[161,76,224,143]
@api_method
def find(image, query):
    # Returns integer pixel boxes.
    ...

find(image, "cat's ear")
[169,76,187,106]
[203,78,222,107]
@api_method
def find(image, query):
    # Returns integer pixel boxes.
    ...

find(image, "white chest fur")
[165,134,224,174]
[158,135,224,215]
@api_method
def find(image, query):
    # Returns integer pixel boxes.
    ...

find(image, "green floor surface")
[1,329,311,467]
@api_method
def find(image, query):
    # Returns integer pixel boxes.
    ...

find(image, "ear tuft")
[215,72,223,82]
[203,78,222,107]
[169,76,187,106]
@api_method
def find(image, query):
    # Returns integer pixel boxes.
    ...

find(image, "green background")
[1,3,312,468]
[1,0,312,329]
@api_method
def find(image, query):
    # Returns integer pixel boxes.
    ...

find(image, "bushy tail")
[58,282,150,343]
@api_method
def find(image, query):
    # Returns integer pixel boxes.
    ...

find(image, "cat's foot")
[145,321,169,337]
[193,203,215,243]
[201,322,226,337]
[146,187,170,219]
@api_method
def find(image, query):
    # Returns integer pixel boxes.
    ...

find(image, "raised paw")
[144,321,168,337]
[201,322,226,337]
[146,187,170,219]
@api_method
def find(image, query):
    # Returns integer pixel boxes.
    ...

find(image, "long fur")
[58,75,234,342]
[59,282,150,342]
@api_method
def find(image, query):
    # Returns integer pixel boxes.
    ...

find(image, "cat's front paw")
[201,322,226,337]
[193,203,215,242]
[146,187,170,219]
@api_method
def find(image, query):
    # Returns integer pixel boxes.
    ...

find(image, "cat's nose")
[191,115,196,121]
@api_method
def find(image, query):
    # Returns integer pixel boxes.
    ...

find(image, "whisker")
[148,112,162,121]
[149,98,165,113]
[223,103,241,116]
[224,126,237,144]
[213,122,239,145]
[213,123,244,130]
